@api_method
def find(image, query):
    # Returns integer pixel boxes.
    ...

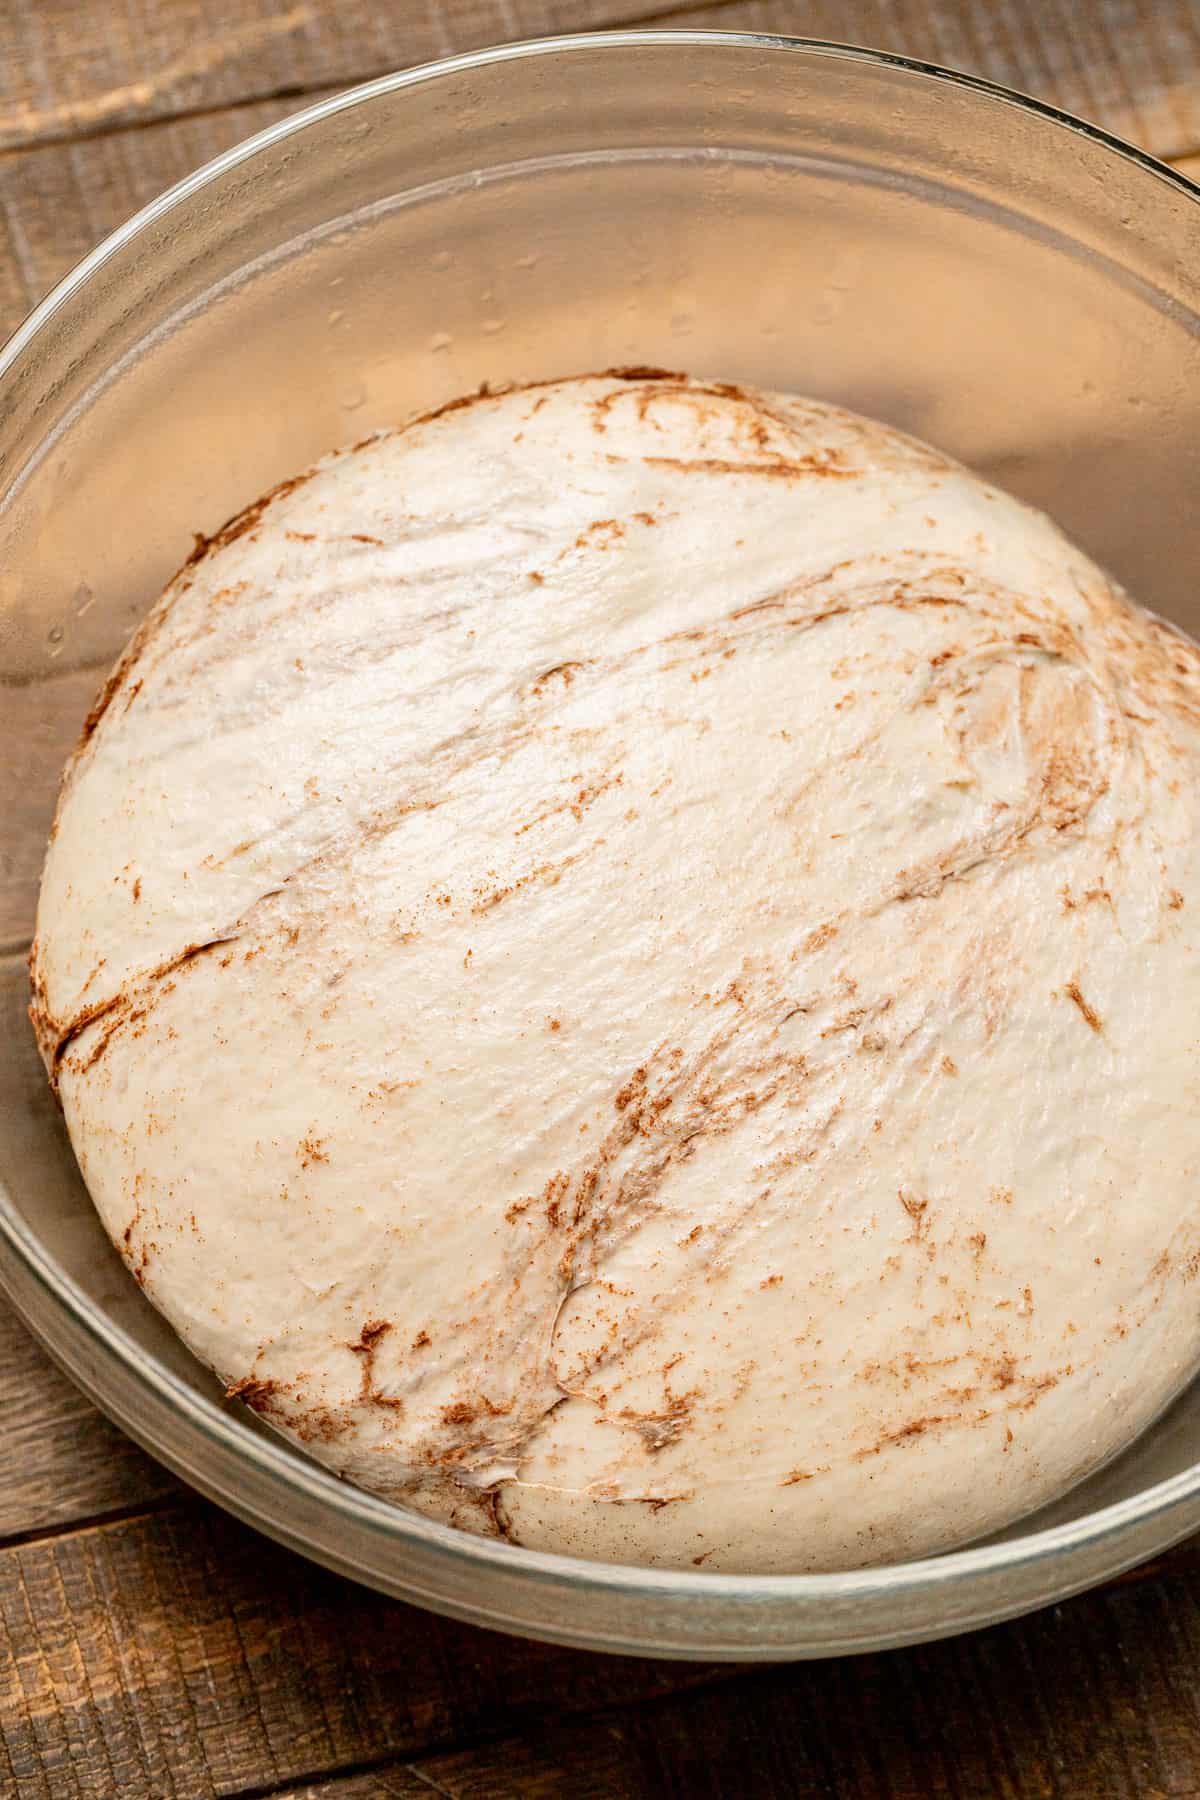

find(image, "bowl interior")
[2,34,1200,1656]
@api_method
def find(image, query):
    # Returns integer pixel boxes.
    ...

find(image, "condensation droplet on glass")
[515,252,540,269]
[340,382,367,411]
[429,332,453,353]
[328,308,345,328]
[432,250,453,271]
[73,584,95,617]
[47,625,65,657]
[670,313,695,338]
[481,317,506,336]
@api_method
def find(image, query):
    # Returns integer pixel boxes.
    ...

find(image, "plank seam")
[0,0,735,161]
[0,1493,177,1557]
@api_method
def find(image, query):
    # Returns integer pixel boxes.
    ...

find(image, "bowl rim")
[3,26,1199,383]
[3,27,1200,1614]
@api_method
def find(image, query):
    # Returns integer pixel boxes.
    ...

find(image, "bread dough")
[31,370,1200,1572]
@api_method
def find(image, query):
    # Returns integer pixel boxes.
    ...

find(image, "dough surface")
[31,370,1200,1572]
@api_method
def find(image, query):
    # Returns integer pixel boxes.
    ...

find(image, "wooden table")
[3,3,1200,1794]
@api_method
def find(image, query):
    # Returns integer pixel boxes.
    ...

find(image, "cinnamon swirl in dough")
[31,370,1200,1571]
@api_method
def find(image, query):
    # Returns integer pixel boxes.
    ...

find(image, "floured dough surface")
[31,370,1200,1572]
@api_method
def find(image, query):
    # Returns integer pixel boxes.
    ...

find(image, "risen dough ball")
[31,371,1200,1572]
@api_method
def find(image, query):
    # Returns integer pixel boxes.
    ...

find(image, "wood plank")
[5,1483,1200,1800]
[269,1566,1200,1799]
[653,0,1200,160]
[0,1299,177,1542]
[1,0,1198,161]
[0,0,726,152]
[1,0,1198,345]
[0,87,344,342]
[0,1500,720,1800]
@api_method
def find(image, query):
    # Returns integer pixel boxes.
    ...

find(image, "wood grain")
[2,0,1198,159]
[0,1500,720,1800]
[4,1497,1200,1800]
[291,1563,1200,1797]
[0,1300,177,1542]
[655,0,1200,159]
[0,0,708,151]
[0,88,341,343]
[291,1570,1200,1800]
[1,2,1197,344]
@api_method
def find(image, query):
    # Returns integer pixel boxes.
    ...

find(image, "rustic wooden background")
[3,3,1200,1796]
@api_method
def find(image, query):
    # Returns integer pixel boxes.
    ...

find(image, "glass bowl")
[2,31,1200,1661]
